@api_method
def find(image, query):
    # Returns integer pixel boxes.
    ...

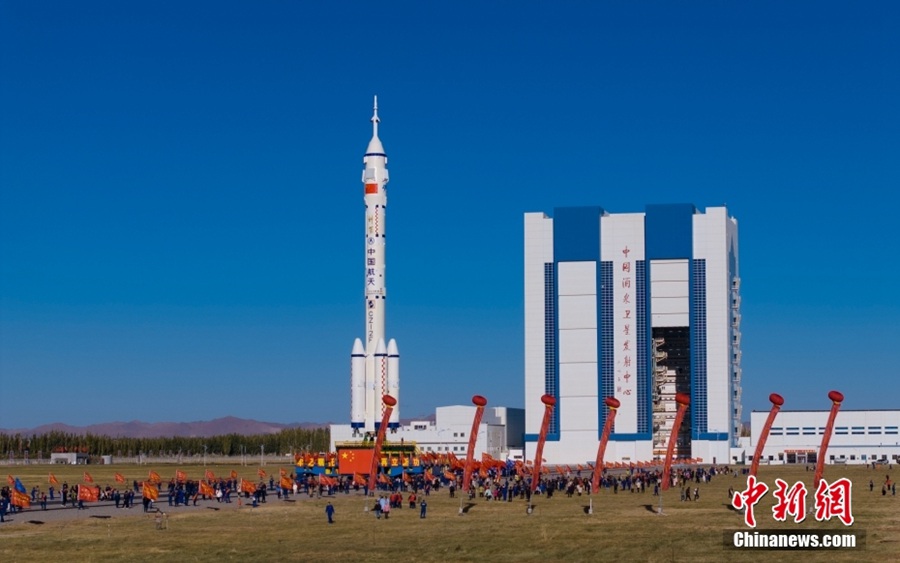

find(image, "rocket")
[350,97,400,433]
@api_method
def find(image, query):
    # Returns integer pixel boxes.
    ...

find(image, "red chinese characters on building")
[616,246,635,400]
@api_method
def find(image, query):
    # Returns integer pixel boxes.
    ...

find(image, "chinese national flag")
[205,469,215,481]
[199,481,215,497]
[280,475,293,490]
[11,490,30,508]
[49,472,60,486]
[230,470,238,480]
[115,473,126,484]
[338,448,375,475]
[176,470,187,482]
[83,472,94,483]
[143,483,159,501]
[240,480,257,494]
[257,468,267,478]
[148,470,161,484]
[78,485,100,502]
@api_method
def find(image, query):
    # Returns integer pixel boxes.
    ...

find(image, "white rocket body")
[350,97,399,432]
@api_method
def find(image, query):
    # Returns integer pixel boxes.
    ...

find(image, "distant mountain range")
[0,416,328,438]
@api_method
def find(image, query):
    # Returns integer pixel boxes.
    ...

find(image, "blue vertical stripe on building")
[691,259,708,438]
[636,260,648,434]
[599,261,614,438]
[544,262,560,440]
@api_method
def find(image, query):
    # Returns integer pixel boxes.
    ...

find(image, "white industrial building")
[330,405,525,460]
[739,409,900,466]
[524,204,741,465]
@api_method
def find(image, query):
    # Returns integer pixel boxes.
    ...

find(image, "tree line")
[0,427,331,459]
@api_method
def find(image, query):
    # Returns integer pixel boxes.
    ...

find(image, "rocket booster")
[351,97,400,431]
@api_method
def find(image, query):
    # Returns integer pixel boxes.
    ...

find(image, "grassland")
[1,463,897,562]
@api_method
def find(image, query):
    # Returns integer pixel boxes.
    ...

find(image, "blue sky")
[1,1,898,429]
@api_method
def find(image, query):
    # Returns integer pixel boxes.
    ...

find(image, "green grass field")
[1,463,897,562]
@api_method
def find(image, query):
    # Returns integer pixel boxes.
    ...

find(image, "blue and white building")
[524,204,742,465]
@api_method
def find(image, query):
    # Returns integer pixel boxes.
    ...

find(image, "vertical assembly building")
[524,204,742,465]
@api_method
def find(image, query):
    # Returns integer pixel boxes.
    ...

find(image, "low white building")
[50,452,90,464]
[330,405,524,460]
[735,409,900,466]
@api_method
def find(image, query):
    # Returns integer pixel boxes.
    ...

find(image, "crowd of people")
[2,462,841,525]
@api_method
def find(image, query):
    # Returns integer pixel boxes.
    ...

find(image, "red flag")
[148,470,161,484]
[353,473,367,486]
[280,475,293,490]
[83,471,94,483]
[199,481,215,497]
[240,480,257,494]
[142,482,159,500]
[443,471,456,481]
[49,473,60,486]
[279,467,287,477]
[11,490,30,508]
[402,471,411,484]
[176,470,187,483]
[230,470,238,480]
[424,468,434,481]
[338,448,375,475]
[114,472,126,484]
[257,468,267,478]
[377,473,390,485]
[6,475,14,486]
[78,484,100,502]
[205,469,216,481]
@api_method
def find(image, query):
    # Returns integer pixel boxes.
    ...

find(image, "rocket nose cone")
[375,338,387,354]
[387,339,399,355]
[352,338,365,355]
[366,136,385,155]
